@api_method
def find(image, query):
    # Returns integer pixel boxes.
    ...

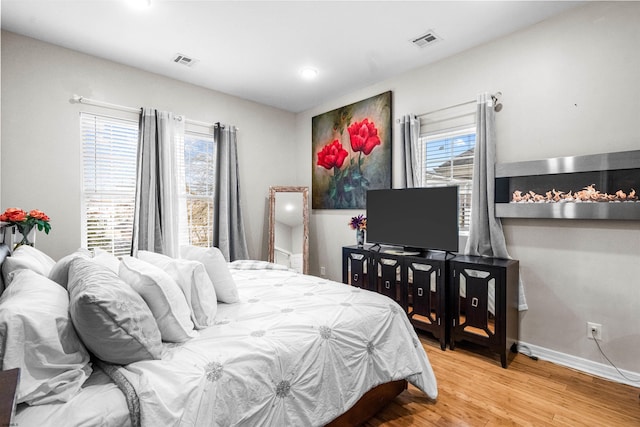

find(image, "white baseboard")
[518,341,640,388]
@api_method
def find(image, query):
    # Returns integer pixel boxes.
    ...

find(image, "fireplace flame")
[512,185,637,203]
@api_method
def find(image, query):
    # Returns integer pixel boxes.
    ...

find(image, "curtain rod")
[71,94,217,128]
[417,99,476,117]
[399,92,503,122]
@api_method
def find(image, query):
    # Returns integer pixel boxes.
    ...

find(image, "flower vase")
[4,224,36,251]
[356,229,365,247]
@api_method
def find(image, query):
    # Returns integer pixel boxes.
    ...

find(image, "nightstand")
[0,368,20,426]
[342,245,374,290]
[449,255,519,368]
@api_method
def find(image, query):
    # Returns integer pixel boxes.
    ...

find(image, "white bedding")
[120,267,438,427]
[15,368,132,427]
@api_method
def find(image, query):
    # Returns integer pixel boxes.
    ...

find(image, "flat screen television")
[366,186,459,253]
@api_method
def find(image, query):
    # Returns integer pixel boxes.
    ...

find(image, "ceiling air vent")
[411,30,441,48]
[173,53,197,67]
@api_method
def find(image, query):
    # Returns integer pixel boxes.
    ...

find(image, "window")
[81,113,138,256]
[182,130,216,247]
[417,103,476,233]
[81,113,216,255]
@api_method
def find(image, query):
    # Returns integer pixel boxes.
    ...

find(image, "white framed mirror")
[268,186,309,274]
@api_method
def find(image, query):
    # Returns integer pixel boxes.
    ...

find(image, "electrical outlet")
[587,322,602,340]
[320,266,326,276]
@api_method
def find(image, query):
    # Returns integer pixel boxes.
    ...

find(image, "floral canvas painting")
[312,91,392,209]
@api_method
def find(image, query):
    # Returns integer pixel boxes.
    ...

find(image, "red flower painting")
[348,119,381,155]
[311,91,391,209]
[317,140,349,170]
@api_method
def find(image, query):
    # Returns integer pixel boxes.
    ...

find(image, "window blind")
[417,102,476,233]
[81,113,138,256]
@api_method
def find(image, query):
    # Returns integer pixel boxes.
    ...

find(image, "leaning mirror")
[268,186,309,274]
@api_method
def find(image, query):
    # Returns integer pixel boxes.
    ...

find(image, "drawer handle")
[353,273,359,281]
[385,280,391,289]
[417,288,423,297]
[471,297,479,308]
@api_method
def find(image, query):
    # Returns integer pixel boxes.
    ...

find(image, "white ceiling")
[1,1,583,113]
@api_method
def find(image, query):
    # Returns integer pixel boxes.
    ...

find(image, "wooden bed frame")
[326,380,408,426]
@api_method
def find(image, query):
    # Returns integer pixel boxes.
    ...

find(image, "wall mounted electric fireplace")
[495,150,640,220]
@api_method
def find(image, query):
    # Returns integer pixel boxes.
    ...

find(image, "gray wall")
[1,31,297,261]
[294,2,640,375]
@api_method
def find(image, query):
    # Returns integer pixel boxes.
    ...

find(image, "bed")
[0,244,437,426]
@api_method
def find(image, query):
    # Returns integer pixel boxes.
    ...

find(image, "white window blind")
[81,113,138,256]
[417,102,476,233]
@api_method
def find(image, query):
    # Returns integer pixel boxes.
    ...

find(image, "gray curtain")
[131,109,183,258]
[464,94,508,258]
[213,123,249,261]
[464,93,527,310]
[399,114,421,188]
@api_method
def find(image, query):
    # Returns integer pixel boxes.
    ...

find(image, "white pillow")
[138,251,217,328]
[119,256,196,342]
[92,247,121,273]
[2,245,56,286]
[48,248,93,288]
[180,246,239,303]
[0,270,92,405]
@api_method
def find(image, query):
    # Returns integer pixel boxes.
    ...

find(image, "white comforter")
[121,267,438,427]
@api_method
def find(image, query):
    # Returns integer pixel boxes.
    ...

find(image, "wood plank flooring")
[364,333,640,426]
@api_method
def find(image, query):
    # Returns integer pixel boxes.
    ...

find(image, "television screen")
[366,187,459,253]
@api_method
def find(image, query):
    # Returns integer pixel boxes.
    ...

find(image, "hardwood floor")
[364,333,640,426]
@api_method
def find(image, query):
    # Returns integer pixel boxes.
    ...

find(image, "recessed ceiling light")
[300,67,319,80]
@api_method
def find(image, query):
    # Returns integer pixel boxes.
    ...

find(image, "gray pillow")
[48,248,92,288]
[67,258,162,364]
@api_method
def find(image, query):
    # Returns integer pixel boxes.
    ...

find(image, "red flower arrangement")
[0,207,51,248]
